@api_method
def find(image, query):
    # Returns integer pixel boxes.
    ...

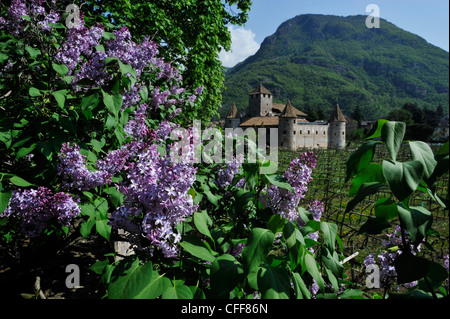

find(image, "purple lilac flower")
[57,142,111,191]
[216,154,244,189]
[260,154,313,221]
[1,187,80,237]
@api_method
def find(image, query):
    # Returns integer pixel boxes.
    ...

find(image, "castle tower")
[224,103,240,129]
[248,84,273,117]
[278,100,297,151]
[328,104,346,149]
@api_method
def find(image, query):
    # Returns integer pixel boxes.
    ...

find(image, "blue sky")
[219,0,449,67]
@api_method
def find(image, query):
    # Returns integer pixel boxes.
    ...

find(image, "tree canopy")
[83,0,253,122]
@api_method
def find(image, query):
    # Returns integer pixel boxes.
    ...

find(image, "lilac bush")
[1,187,80,237]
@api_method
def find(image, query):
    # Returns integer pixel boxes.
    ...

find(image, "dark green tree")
[388,108,414,125]
[84,0,253,123]
[351,105,364,127]
[402,102,424,124]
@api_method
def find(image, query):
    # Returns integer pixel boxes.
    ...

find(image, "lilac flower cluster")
[260,154,314,221]
[216,154,244,189]
[109,141,198,258]
[0,0,61,36]
[57,143,113,191]
[1,187,80,237]
[364,225,421,289]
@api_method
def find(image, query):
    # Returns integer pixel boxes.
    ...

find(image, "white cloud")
[219,26,260,68]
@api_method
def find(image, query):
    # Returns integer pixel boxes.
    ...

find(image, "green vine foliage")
[345,119,449,298]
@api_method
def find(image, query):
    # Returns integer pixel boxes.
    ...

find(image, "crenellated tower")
[248,84,273,117]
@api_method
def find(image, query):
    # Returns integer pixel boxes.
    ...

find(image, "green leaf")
[257,266,290,299]
[292,272,311,299]
[358,217,392,235]
[382,160,424,202]
[397,205,433,244]
[374,198,398,220]
[52,63,69,76]
[179,237,216,262]
[345,140,379,181]
[263,174,294,192]
[345,182,385,212]
[162,283,193,299]
[267,214,286,234]
[242,228,274,274]
[364,119,389,140]
[193,211,213,240]
[320,222,338,251]
[10,176,33,187]
[108,258,170,299]
[409,141,437,180]
[304,252,324,291]
[211,254,244,296]
[418,261,449,291]
[96,219,111,241]
[349,163,385,197]
[25,46,41,58]
[394,252,430,285]
[381,121,406,161]
[102,32,116,40]
[52,90,68,108]
[29,87,41,97]
[0,184,12,214]
[80,219,95,238]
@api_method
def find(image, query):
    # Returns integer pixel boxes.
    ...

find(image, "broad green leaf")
[364,119,389,140]
[0,184,12,214]
[394,252,430,284]
[96,219,111,241]
[381,121,406,162]
[358,217,391,235]
[382,160,424,202]
[345,140,379,181]
[409,141,437,179]
[15,143,36,160]
[80,219,95,237]
[52,90,68,108]
[52,63,69,76]
[345,182,385,213]
[211,254,244,296]
[321,247,344,278]
[10,176,33,187]
[304,252,324,290]
[263,174,294,193]
[179,237,216,262]
[418,261,448,291]
[242,228,274,274]
[349,163,385,197]
[193,211,213,240]
[267,214,286,234]
[397,205,433,244]
[29,87,41,97]
[25,46,41,58]
[102,32,116,40]
[292,272,311,299]
[320,222,337,251]
[162,283,193,299]
[108,258,170,299]
[374,198,398,220]
[257,266,290,299]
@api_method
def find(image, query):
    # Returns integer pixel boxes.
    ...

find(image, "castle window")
[308,130,310,134]
[283,130,286,135]
[323,131,326,135]
[263,94,266,98]
[342,132,345,135]
[316,131,318,135]
[293,131,296,134]
[300,130,302,134]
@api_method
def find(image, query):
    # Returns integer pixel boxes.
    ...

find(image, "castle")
[224,84,346,150]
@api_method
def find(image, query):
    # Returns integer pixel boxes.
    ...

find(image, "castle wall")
[295,123,329,149]
[225,118,241,130]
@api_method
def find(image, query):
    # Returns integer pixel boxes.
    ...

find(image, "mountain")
[220,14,449,120]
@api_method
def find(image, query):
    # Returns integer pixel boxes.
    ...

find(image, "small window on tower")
[300,130,302,134]
[293,131,296,134]
[342,132,345,135]
[283,130,286,135]
[308,130,310,134]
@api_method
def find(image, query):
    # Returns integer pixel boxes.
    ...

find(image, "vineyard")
[279,143,449,293]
